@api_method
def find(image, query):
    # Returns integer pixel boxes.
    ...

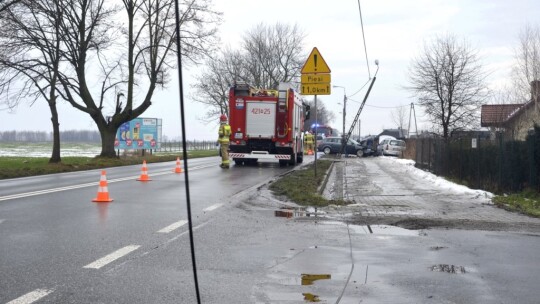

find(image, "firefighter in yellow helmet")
[217,114,231,168]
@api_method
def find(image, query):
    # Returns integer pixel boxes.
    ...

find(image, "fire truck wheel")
[297,153,303,164]
[234,159,243,165]
[279,160,288,167]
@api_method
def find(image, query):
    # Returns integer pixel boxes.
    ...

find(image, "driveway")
[324,156,540,232]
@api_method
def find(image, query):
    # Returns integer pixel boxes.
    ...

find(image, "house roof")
[480,104,525,127]
[378,129,406,139]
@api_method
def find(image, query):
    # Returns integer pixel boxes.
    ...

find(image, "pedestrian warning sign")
[301,47,331,74]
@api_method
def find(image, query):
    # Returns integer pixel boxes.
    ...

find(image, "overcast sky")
[1,0,539,140]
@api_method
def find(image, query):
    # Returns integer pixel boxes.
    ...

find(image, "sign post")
[301,47,331,177]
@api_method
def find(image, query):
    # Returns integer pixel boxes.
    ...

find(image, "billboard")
[115,118,162,150]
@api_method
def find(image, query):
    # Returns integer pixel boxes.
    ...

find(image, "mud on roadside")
[343,214,540,233]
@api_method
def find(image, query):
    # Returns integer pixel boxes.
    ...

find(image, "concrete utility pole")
[333,85,346,157]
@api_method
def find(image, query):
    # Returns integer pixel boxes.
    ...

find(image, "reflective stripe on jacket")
[218,124,231,144]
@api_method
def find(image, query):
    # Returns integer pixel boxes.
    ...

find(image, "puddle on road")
[301,274,331,285]
[302,293,320,302]
[264,273,331,302]
[301,274,331,302]
[430,264,466,274]
[348,224,419,236]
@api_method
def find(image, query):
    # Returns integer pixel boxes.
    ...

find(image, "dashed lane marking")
[157,220,188,233]
[6,288,55,304]
[0,164,215,202]
[83,245,140,269]
[203,203,223,212]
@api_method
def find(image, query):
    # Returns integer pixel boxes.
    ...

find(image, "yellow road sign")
[301,74,331,84]
[301,83,331,95]
[301,47,331,74]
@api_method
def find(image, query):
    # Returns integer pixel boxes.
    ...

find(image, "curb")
[318,160,336,195]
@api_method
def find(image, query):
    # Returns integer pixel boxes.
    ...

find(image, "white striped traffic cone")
[92,170,113,202]
[174,157,183,173]
[136,160,151,181]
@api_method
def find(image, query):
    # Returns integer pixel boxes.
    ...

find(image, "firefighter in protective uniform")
[217,114,231,168]
[304,131,315,154]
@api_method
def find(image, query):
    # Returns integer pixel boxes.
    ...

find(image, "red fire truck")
[228,82,310,166]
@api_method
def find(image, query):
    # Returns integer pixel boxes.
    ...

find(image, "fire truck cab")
[228,82,309,167]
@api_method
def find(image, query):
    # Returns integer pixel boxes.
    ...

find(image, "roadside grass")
[492,190,540,218]
[269,159,349,207]
[444,176,540,218]
[0,150,218,179]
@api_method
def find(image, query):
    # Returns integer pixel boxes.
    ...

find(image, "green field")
[0,142,218,179]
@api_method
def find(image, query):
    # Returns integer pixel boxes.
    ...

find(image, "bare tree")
[0,0,23,13]
[391,105,408,131]
[193,22,306,121]
[0,0,66,162]
[513,24,540,101]
[56,0,221,157]
[303,98,335,131]
[407,34,488,139]
[1,0,221,158]
[191,48,246,122]
[242,23,305,89]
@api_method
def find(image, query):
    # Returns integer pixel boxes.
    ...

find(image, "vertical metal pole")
[314,95,318,177]
[341,94,346,157]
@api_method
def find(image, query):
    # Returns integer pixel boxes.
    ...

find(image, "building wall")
[506,102,540,140]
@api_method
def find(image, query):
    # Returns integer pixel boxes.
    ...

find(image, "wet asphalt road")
[0,157,292,303]
[2,154,540,303]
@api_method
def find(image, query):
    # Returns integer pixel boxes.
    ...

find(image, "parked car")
[377,139,406,156]
[317,136,364,157]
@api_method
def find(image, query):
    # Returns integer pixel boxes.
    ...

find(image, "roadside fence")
[407,130,540,194]
[156,140,216,152]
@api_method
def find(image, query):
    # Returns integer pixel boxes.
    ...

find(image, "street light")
[333,85,346,155]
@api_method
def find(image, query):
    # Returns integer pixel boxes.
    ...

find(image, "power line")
[357,0,371,78]
[174,0,201,302]
[347,98,411,109]
[347,79,370,99]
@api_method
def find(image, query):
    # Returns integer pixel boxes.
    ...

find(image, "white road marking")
[157,220,188,233]
[203,203,223,212]
[7,288,54,304]
[0,164,216,202]
[83,245,140,269]
[104,220,211,274]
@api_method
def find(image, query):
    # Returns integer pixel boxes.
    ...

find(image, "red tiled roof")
[480,104,524,127]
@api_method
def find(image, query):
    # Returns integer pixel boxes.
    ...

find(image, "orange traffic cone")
[92,170,113,202]
[308,149,313,155]
[174,157,183,173]
[136,160,151,181]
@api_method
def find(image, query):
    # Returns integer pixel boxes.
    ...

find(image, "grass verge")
[492,190,540,218]
[269,159,349,207]
[438,176,539,218]
[0,150,218,180]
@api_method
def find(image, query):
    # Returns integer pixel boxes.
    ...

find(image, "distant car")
[317,136,364,157]
[378,139,406,156]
